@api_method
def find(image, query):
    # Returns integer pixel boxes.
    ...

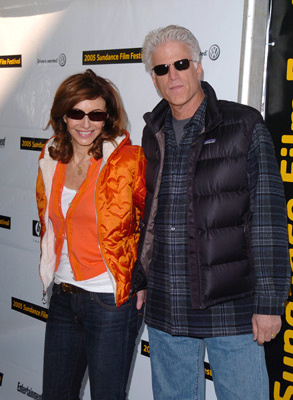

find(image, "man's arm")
[248,123,291,343]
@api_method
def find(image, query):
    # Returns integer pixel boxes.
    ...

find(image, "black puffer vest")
[187,94,263,308]
[132,81,263,309]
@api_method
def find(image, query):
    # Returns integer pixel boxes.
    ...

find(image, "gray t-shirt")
[172,116,191,145]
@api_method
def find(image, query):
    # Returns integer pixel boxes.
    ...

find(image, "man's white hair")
[142,25,201,73]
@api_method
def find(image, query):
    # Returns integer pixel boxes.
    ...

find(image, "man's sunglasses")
[152,58,197,76]
[66,109,107,122]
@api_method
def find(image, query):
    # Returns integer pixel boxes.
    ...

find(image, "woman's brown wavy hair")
[47,69,128,162]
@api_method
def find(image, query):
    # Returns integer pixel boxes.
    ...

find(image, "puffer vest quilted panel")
[187,106,260,309]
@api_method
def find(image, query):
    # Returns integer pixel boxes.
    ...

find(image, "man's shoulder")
[218,99,260,116]
[202,81,263,130]
[217,99,263,126]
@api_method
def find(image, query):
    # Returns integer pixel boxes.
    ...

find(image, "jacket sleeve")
[36,165,47,241]
[248,122,291,315]
[132,146,147,221]
[130,146,148,295]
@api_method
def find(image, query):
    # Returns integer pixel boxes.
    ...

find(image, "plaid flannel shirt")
[145,97,290,337]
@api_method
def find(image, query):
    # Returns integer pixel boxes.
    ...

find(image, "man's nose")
[168,65,179,80]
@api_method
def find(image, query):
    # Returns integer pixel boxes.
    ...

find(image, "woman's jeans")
[148,326,269,400]
[42,284,143,400]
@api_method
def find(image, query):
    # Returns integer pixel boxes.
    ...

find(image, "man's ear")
[196,61,203,80]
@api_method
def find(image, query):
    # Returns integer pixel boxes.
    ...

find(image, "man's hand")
[252,314,282,345]
[136,290,146,310]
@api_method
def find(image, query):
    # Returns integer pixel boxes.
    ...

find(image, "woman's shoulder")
[117,141,145,160]
[39,136,55,161]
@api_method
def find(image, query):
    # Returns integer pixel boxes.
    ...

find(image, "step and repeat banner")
[264,1,293,399]
[0,0,290,399]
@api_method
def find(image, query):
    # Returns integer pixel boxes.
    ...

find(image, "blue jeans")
[42,284,143,400]
[148,326,269,400]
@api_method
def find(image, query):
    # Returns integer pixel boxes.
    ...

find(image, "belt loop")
[53,283,61,295]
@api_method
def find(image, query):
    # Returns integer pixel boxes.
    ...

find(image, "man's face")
[151,41,204,119]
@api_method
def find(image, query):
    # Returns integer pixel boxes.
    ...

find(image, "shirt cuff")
[253,295,287,315]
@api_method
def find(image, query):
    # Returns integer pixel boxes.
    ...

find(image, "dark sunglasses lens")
[66,110,107,122]
[153,59,191,76]
[153,64,169,76]
[174,59,190,71]
[66,109,85,120]
[88,111,107,121]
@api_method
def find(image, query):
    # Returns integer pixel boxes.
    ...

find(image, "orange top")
[37,133,146,306]
[49,158,106,281]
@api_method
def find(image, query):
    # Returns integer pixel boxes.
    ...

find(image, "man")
[131,25,291,399]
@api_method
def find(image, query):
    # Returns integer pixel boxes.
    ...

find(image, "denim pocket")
[90,292,132,310]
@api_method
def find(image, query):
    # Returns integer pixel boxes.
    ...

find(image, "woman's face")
[63,97,107,152]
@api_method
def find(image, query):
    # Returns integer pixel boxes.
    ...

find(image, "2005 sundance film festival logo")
[20,137,48,151]
[11,298,48,322]
[0,215,11,230]
[83,47,142,65]
[0,54,22,68]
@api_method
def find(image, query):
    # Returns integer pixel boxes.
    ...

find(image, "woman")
[36,69,146,400]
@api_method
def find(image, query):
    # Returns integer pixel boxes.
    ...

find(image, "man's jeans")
[42,284,143,400]
[148,326,269,400]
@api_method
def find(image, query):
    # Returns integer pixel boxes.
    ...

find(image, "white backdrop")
[0,1,246,398]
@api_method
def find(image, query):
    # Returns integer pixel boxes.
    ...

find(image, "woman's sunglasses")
[66,109,107,122]
[152,59,197,76]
